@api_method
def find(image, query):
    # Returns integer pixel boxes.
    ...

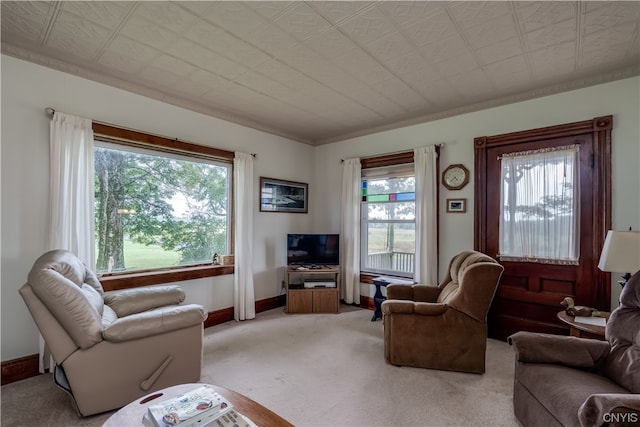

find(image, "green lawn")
[368,227,415,253]
[123,240,181,270]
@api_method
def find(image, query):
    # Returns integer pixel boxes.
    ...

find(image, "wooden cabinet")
[286,266,340,314]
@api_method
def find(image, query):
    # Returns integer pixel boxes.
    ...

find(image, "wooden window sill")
[359,272,415,284]
[360,273,377,284]
[100,264,234,292]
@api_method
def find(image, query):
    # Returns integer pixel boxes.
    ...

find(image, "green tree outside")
[94,146,229,273]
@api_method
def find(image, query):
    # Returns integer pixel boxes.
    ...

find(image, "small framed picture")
[260,177,308,213]
[446,198,467,213]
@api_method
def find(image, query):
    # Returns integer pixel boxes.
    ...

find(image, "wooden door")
[475,117,612,340]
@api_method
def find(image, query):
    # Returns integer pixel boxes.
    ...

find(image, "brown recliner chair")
[381,250,504,373]
[19,249,208,416]
[509,270,640,427]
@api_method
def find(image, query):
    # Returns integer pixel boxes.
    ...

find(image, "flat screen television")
[287,234,340,266]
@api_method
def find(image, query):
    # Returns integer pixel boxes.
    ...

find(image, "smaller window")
[361,172,415,278]
[499,144,580,265]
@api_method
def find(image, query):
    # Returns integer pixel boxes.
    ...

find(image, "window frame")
[360,172,416,279]
[498,144,580,264]
[92,123,235,291]
[359,151,419,281]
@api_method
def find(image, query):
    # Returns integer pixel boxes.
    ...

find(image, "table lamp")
[597,230,640,287]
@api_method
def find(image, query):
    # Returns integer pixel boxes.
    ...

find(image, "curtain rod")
[340,143,443,162]
[45,107,256,158]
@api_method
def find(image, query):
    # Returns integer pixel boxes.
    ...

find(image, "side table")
[557,311,610,340]
[371,277,389,321]
[371,276,414,321]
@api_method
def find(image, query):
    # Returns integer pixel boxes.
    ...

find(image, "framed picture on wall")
[260,177,308,213]
[446,198,467,213]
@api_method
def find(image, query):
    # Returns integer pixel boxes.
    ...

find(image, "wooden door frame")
[474,116,613,309]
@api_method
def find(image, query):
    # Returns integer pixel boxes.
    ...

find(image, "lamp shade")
[598,230,640,273]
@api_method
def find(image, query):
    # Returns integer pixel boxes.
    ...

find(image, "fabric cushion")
[578,393,640,427]
[509,331,610,368]
[604,271,640,392]
[516,363,629,427]
[448,251,496,283]
[438,251,499,306]
[436,282,458,303]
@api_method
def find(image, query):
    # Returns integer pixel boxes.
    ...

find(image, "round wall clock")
[442,164,469,190]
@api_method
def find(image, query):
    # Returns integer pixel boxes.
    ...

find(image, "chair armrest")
[412,285,441,302]
[103,304,206,342]
[382,300,448,316]
[103,285,185,317]
[386,284,440,302]
[386,284,415,300]
[578,393,640,427]
[508,331,610,369]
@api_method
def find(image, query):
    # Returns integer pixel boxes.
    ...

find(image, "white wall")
[1,55,315,361]
[2,53,639,363]
[314,77,640,304]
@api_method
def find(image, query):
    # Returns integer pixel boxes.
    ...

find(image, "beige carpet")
[1,306,519,426]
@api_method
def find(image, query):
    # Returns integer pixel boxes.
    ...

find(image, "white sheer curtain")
[233,152,256,320]
[45,111,94,372]
[499,144,580,264]
[49,112,95,265]
[341,158,361,304]
[414,146,438,284]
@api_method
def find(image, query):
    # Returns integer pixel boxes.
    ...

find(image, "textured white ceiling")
[2,1,639,145]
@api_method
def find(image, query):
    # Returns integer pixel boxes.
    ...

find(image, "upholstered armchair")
[509,270,640,427]
[19,249,208,416]
[381,251,504,374]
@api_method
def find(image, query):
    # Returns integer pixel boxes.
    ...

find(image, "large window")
[94,143,231,274]
[361,169,415,278]
[92,123,234,282]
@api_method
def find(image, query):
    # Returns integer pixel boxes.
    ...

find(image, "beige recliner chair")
[381,250,504,373]
[19,249,208,416]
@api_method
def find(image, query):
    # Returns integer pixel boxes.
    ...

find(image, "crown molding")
[1,43,314,145]
[3,42,638,147]
[316,64,640,145]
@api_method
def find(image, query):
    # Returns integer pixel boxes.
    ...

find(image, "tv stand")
[291,264,329,270]
[286,265,340,314]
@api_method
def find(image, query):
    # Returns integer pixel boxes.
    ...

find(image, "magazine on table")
[143,385,228,427]
[141,385,257,427]
[142,407,257,427]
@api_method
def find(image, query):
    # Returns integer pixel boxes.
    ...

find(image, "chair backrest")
[604,271,640,392]
[436,251,504,322]
[21,250,106,350]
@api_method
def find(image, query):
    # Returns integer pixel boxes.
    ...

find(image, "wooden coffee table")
[557,311,610,340]
[103,383,293,426]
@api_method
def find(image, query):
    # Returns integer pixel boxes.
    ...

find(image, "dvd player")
[303,281,336,288]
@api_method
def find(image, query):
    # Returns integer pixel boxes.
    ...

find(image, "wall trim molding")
[1,354,40,386]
